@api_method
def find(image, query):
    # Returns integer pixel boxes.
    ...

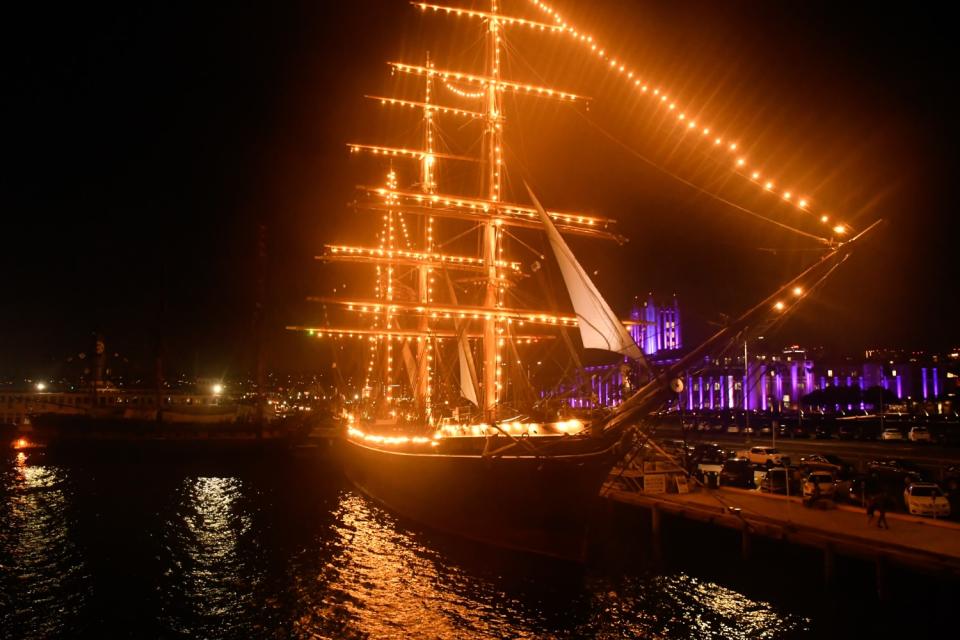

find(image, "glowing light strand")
[367,95,486,119]
[443,82,486,100]
[348,143,478,163]
[325,245,522,272]
[389,62,589,103]
[295,326,547,342]
[527,0,851,236]
[413,2,564,32]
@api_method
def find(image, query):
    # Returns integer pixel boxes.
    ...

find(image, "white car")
[880,428,904,441]
[737,446,788,467]
[903,483,951,517]
[907,426,931,443]
[726,423,740,434]
[803,471,836,498]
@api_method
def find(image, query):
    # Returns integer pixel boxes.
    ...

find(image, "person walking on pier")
[876,494,890,530]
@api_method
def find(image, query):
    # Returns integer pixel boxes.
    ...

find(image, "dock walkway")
[604,482,960,581]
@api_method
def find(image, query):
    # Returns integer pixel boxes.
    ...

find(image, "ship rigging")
[289,1,880,559]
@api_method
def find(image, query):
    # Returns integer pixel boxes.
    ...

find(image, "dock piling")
[875,555,889,602]
[823,544,835,587]
[740,522,751,561]
[650,505,662,563]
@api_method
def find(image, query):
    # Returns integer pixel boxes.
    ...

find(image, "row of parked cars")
[660,439,957,519]
[658,408,959,444]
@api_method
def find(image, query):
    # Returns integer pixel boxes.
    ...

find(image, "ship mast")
[416,54,437,418]
[481,0,504,418]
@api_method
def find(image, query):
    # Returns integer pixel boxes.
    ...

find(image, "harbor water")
[1,447,953,639]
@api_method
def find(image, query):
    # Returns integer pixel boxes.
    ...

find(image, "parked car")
[760,467,791,494]
[907,426,931,443]
[799,454,844,474]
[719,457,756,488]
[836,423,857,440]
[726,423,740,435]
[867,459,928,493]
[814,424,832,439]
[840,475,873,506]
[689,442,723,464]
[880,427,904,442]
[803,471,836,498]
[692,446,727,485]
[737,446,789,467]
[791,424,811,438]
[875,459,927,479]
[903,483,951,517]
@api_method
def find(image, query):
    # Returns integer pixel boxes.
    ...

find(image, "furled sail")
[401,342,418,391]
[458,334,480,406]
[525,182,644,361]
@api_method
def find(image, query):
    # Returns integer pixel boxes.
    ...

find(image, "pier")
[604,480,960,595]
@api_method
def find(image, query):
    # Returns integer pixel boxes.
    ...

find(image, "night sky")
[2,1,957,380]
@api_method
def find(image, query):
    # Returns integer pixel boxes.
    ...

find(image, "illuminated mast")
[417,55,437,417]
[481,0,504,418]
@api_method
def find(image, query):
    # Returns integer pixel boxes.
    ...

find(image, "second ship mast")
[480,0,505,419]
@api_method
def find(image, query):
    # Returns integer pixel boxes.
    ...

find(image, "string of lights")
[366,95,486,119]
[414,2,563,32]
[348,143,478,163]
[365,186,609,228]
[312,296,641,329]
[324,244,522,272]
[526,0,850,237]
[443,82,486,100]
[294,326,549,342]
[390,62,589,104]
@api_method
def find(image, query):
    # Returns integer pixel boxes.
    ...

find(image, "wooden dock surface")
[604,482,960,578]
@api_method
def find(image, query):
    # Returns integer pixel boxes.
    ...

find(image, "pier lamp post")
[743,340,749,444]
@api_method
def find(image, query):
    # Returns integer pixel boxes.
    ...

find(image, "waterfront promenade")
[605,481,960,583]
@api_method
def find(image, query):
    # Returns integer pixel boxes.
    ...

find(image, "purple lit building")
[556,295,957,413]
[629,294,681,355]
[563,294,683,408]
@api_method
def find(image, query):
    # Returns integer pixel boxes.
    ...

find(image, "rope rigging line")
[577,110,833,245]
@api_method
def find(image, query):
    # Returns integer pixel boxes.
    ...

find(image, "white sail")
[458,335,480,406]
[525,182,644,361]
[401,341,418,391]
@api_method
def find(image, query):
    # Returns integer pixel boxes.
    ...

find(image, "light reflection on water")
[0,453,88,639]
[159,476,262,637]
[1,451,810,638]
[289,492,807,639]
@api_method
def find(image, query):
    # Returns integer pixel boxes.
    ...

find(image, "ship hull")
[340,431,625,561]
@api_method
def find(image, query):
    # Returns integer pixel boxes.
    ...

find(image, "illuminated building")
[629,294,682,356]
[556,332,957,414]
[557,293,682,408]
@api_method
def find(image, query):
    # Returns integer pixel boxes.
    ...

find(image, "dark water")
[0,447,951,639]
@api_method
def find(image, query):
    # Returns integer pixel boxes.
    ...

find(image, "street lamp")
[212,383,224,395]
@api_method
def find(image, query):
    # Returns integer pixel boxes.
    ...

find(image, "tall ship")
[292,1,877,560]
